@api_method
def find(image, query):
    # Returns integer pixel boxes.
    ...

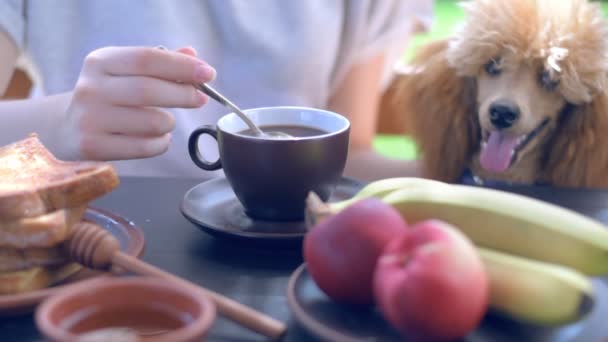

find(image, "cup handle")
[188,125,222,171]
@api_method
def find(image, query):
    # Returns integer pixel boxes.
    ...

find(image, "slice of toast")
[0,245,68,273]
[49,262,83,285]
[0,134,119,220]
[0,262,83,295]
[0,266,51,295]
[0,205,86,248]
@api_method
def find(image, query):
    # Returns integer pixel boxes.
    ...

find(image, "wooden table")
[2,176,608,341]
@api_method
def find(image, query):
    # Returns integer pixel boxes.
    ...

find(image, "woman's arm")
[0,31,73,153]
[328,53,420,182]
[0,30,18,94]
[0,35,215,161]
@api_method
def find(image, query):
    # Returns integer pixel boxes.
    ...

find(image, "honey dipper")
[63,222,287,341]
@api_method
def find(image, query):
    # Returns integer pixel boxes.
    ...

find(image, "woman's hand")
[59,46,215,161]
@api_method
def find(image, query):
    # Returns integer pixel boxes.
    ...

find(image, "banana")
[479,247,594,326]
[331,177,448,211]
[306,177,447,227]
[379,183,608,275]
[308,177,608,275]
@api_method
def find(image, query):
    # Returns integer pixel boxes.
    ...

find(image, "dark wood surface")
[2,176,608,341]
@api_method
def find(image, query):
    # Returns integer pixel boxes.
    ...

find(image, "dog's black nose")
[489,101,520,129]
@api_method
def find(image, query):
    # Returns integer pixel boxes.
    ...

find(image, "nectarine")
[303,198,408,306]
[373,219,489,341]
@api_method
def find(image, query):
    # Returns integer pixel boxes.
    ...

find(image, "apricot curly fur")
[392,0,608,188]
[544,94,608,188]
[396,40,479,182]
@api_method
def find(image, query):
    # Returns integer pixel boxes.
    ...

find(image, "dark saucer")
[180,177,363,243]
[287,264,608,342]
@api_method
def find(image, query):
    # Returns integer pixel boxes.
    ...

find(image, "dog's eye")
[540,71,560,91]
[484,59,502,76]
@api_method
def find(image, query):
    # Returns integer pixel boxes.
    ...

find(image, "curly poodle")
[393,0,608,188]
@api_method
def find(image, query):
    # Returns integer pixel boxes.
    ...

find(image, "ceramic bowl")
[35,276,216,342]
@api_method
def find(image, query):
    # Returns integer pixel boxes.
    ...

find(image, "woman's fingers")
[83,46,216,84]
[81,105,176,136]
[176,47,198,57]
[96,75,207,108]
[65,45,216,161]
[79,133,172,161]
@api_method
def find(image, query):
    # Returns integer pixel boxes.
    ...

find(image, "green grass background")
[373,0,608,160]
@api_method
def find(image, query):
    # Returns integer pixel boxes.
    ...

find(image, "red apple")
[303,198,408,306]
[373,219,489,341]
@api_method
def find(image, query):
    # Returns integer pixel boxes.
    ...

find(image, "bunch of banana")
[478,247,593,326]
[306,177,608,326]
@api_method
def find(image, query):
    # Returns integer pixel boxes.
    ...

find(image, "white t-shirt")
[0,0,433,179]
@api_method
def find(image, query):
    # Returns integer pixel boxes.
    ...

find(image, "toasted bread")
[49,262,83,285]
[0,205,86,248]
[0,134,119,220]
[0,266,51,295]
[0,262,83,295]
[0,245,69,273]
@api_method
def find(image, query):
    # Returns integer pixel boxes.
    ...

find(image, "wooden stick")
[111,252,287,340]
[65,222,287,340]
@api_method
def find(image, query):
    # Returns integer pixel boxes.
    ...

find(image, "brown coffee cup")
[188,106,350,221]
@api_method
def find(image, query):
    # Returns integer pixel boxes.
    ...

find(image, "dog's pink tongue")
[480,131,519,173]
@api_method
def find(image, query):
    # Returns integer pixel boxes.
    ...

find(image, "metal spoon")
[195,83,293,139]
[156,45,292,139]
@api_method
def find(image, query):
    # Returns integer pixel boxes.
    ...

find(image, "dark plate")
[180,177,363,242]
[287,264,608,342]
[0,207,145,316]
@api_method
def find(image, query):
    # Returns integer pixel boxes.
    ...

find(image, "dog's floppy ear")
[392,40,479,182]
[544,91,608,188]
